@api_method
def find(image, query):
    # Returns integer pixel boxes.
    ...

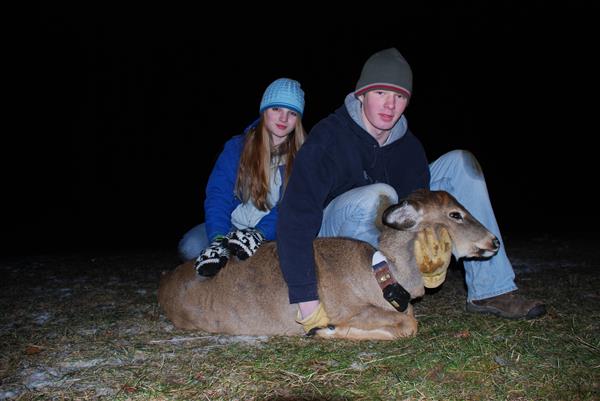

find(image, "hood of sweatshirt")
[344,92,408,146]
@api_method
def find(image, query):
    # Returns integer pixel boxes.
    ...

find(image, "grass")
[0,233,598,400]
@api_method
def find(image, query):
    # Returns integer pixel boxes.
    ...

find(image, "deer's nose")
[492,237,500,250]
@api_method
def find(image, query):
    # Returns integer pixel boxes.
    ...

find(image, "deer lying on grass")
[158,190,499,340]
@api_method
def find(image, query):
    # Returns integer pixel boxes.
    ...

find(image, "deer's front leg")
[315,304,417,341]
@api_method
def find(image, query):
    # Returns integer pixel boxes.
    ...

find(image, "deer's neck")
[377,228,422,293]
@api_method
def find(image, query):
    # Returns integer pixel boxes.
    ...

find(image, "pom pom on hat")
[355,48,412,98]
[259,78,305,116]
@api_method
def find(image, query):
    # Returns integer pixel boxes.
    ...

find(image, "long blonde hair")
[235,116,306,211]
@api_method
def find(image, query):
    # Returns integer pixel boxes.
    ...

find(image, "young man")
[276,48,545,332]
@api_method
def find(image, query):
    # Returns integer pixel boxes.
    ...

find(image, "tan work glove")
[296,303,330,335]
[414,227,452,288]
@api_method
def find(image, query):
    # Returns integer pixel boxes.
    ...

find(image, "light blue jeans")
[319,150,517,301]
[178,224,209,261]
[180,150,517,301]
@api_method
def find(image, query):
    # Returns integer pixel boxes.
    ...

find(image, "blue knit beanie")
[259,78,305,116]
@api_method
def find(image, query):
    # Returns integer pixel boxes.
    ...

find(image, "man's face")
[359,90,409,134]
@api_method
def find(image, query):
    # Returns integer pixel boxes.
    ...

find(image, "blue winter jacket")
[204,130,282,242]
[276,104,430,303]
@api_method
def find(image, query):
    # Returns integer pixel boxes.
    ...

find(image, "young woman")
[178,78,307,277]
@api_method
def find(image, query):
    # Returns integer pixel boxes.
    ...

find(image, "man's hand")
[414,227,452,288]
[296,303,331,335]
[225,228,266,260]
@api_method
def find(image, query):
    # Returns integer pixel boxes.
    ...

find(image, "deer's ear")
[382,200,422,230]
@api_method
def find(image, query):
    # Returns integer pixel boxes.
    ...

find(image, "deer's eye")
[449,211,463,220]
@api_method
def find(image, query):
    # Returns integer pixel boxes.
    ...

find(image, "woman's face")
[264,107,299,147]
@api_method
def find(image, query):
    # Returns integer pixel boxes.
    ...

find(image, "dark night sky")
[5,3,599,255]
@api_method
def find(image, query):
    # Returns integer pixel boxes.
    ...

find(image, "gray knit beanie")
[355,48,412,98]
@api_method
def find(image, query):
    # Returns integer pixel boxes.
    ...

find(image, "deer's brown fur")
[158,190,498,340]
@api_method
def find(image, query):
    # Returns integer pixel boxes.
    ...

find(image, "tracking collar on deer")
[372,260,411,312]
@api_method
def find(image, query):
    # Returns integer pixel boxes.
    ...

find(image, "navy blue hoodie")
[276,98,430,303]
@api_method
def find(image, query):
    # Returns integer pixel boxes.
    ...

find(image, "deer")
[158,189,500,341]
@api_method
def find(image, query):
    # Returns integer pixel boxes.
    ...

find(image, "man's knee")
[346,184,398,228]
[353,183,398,213]
[321,183,397,243]
[442,149,483,178]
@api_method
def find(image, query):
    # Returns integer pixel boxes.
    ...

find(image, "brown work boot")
[466,291,546,320]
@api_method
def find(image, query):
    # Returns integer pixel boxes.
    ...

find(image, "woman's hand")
[194,237,230,277]
[225,228,266,260]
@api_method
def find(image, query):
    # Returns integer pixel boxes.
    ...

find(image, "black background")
[5,3,599,256]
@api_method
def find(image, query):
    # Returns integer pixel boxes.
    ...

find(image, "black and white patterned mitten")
[225,228,266,260]
[194,237,230,277]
